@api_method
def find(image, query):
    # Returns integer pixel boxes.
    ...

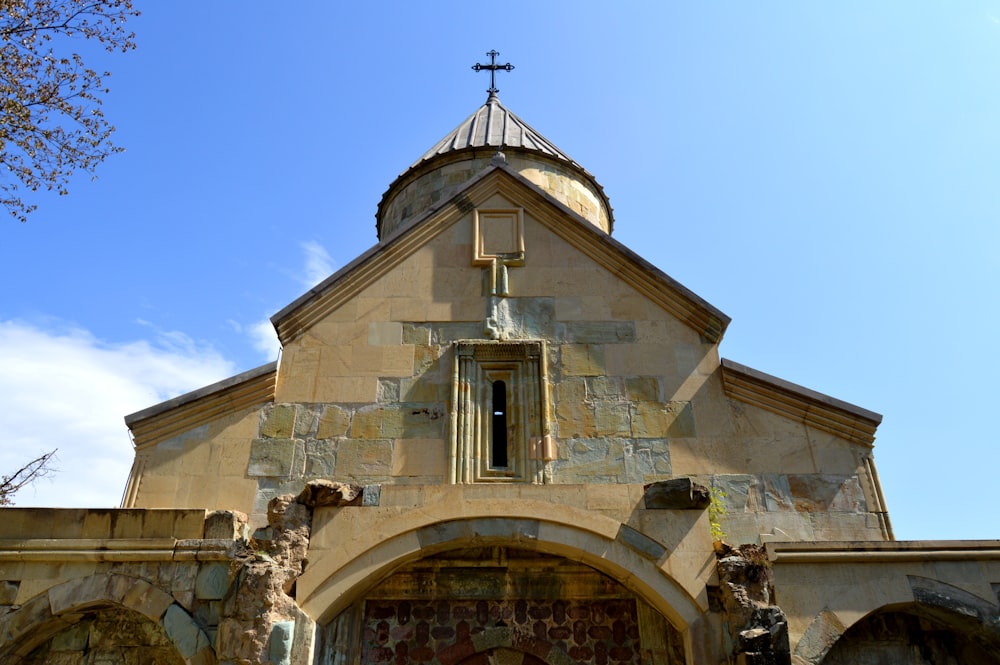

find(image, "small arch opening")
[492,380,508,468]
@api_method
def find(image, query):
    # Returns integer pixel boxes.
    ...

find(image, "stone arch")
[299,513,705,664]
[0,573,215,664]
[795,578,1000,664]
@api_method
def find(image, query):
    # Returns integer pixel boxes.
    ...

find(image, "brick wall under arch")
[307,537,694,665]
[298,505,707,634]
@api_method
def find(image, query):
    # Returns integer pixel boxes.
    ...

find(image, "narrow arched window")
[491,380,508,468]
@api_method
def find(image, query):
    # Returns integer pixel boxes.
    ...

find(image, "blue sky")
[2,3,998,541]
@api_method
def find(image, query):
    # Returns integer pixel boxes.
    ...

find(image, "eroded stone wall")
[20,607,185,665]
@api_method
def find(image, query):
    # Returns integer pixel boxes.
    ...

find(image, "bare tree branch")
[0,449,58,505]
[1,0,138,221]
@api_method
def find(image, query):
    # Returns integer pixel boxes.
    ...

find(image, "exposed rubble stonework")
[220,481,363,664]
[714,543,790,665]
[3,90,1000,665]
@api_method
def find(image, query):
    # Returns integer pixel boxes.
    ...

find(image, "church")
[1,55,998,665]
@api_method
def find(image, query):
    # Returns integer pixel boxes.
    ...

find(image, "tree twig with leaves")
[0,449,58,505]
[1,0,138,221]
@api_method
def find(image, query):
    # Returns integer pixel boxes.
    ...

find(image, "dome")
[376,93,614,240]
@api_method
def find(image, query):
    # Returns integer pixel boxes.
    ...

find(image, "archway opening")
[821,604,1000,664]
[315,546,687,665]
[10,604,186,665]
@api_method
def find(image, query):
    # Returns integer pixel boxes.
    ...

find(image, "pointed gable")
[274,164,729,348]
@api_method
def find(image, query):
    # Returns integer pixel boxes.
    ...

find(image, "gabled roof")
[274,162,730,345]
[125,362,277,449]
[720,358,882,447]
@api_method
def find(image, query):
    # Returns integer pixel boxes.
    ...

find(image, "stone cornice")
[0,538,237,562]
[126,362,276,449]
[273,166,730,345]
[490,167,730,342]
[721,358,881,447]
[767,540,1000,563]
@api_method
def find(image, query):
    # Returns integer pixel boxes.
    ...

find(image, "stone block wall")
[0,508,317,665]
[127,201,884,545]
[379,155,610,240]
[0,509,234,664]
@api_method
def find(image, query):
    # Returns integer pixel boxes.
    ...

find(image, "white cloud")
[0,320,236,508]
[235,242,335,363]
[248,318,281,360]
[300,240,335,287]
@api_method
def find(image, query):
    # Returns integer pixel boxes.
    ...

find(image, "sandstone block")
[204,510,248,540]
[247,439,302,478]
[314,376,376,403]
[586,376,623,399]
[631,401,669,438]
[350,405,403,439]
[787,475,864,513]
[399,376,447,402]
[666,401,696,438]
[592,401,631,437]
[392,439,448,477]
[316,405,351,439]
[494,297,556,339]
[561,344,604,376]
[402,323,432,345]
[639,438,672,475]
[554,296,583,320]
[555,399,596,439]
[625,376,661,402]
[369,321,402,346]
[563,321,636,344]
[305,440,337,477]
[400,405,447,438]
[261,404,296,438]
[336,439,392,477]
[376,377,401,404]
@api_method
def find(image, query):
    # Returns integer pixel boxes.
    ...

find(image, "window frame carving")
[449,340,553,484]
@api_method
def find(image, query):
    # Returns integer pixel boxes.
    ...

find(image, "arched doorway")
[10,605,186,665]
[314,547,687,665]
[820,603,1000,664]
[0,574,215,665]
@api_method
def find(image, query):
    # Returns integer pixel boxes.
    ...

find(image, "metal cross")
[472,50,514,95]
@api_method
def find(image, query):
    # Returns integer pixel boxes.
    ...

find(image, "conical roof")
[376,94,613,240]
[413,92,577,167]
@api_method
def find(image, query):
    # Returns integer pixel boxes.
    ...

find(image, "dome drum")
[375,95,614,240]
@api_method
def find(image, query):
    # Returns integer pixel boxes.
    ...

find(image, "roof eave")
[721,357,882,447]
[276,164,729,347]
[125,361,277,449]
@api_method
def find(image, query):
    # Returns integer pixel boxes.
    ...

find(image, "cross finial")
[472,50,514,97]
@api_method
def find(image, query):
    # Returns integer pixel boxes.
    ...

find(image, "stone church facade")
[1,91,998,665]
